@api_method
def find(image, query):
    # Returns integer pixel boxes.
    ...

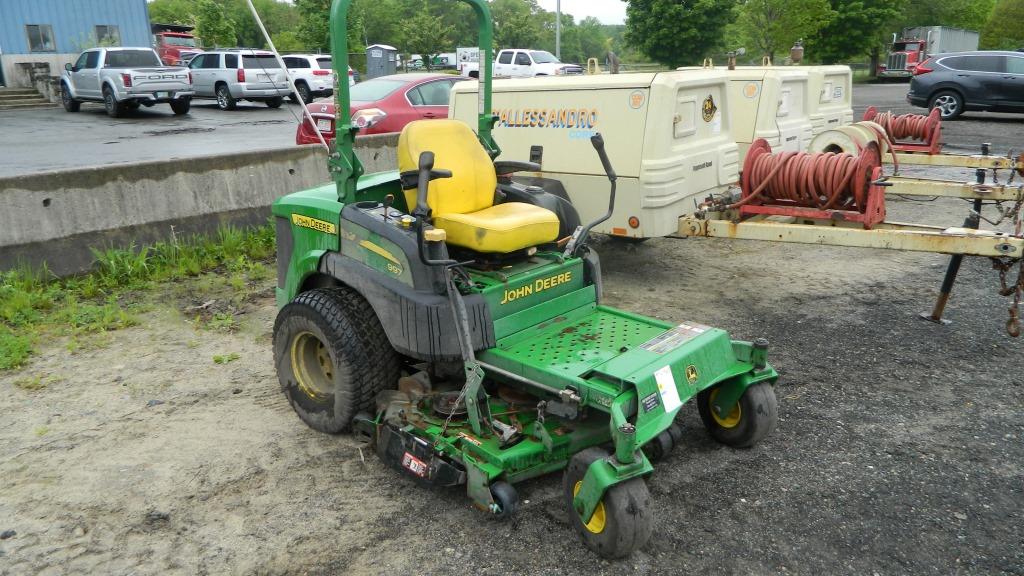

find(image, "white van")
[450,71,739,239]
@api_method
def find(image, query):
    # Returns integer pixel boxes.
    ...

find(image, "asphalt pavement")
[0,99,307,177]
[1,81,1022,178]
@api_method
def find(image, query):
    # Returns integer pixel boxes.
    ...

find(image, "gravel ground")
[1,84,1022,575]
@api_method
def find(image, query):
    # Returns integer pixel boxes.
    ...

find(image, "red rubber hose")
[733,148,867,211]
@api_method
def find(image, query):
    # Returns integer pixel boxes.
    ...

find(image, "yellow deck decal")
[291,214,337,235]
[358,240,402,266]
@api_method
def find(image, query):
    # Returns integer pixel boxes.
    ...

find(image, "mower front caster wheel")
[563,448,653,559]
[697,382,778,448]
[489,481,519,520]
[273,288,400,433]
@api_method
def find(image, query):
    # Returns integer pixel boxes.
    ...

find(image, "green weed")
[0,224,276,370]
[13,374,62,391]
[0,327,33,370]
[213,352,241,364]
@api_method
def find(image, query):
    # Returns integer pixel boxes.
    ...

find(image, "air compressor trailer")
[450,72,740,239]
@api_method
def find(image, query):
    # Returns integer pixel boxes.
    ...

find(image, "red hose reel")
[735,138,886,229]
[863,106,942,155]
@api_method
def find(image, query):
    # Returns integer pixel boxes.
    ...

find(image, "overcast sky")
[535,0,627,25]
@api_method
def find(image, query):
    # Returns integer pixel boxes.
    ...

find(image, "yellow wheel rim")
[290,331,333,402]
[573,480,607,534]
[709,388,742,429]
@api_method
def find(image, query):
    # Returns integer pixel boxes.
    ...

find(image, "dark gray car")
[907,50,1024,119]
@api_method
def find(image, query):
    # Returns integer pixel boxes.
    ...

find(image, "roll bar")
[328,0,496,203]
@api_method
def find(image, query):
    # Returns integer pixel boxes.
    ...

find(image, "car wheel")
[291,82,311,104]
[216,84,237,110]
[170,97,191,115]
[103,87,124,118]
[930,90,963,120]
[61,83,80,112]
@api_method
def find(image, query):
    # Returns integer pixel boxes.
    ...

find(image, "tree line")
[629,0,1024,69]
[148,0,1024,72]
[147,0,636,68]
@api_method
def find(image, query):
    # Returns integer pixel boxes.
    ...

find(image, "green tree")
[734,0,833,62]
[147,0,197,25]
[981,0,1024,49]
[625,0,736,67]
[492,0,545,49]
[401,3,454,70]
[194,0,237,48]
[295,0,332,51]
[271,30,305,52]
[806,0,904,64]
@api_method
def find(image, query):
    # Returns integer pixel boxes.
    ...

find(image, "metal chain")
[992,257,1023,337]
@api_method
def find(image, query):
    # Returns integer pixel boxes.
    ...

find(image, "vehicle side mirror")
[65,63,73,72]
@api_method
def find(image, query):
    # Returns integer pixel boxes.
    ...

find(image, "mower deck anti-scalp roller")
[269,0,779,559]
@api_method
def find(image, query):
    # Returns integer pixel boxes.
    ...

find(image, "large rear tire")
[563,448,653,559]
[273,288,400,433]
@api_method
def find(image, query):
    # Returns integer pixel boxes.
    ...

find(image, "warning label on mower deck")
[639,322,711,354]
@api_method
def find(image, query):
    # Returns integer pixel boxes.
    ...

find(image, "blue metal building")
[0,0,151,87]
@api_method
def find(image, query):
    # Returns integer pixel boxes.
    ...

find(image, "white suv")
[282,54,353,103]
[188,49,289,110]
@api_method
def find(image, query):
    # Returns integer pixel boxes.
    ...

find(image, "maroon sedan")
[296,73,465,144]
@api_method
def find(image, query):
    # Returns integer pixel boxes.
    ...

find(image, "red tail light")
[121,73,132,87]
[187,71,193,84]
[237,68,246,82]
[913,58,934,75]
[348,69,354,76]
[312,70,331,76]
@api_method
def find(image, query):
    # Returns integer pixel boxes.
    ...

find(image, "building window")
[26,24,56,53]
[95,25,121,46]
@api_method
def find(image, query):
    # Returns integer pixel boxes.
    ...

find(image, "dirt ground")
[2,182,1022,574]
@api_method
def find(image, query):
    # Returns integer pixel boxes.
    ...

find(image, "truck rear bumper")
[125,90,194,103]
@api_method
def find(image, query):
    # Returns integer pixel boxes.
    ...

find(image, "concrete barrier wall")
[0,133,399,275]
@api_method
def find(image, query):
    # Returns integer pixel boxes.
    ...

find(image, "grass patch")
[0,327,33,370]
[13,374,63,391]
[0,224,276,371]
[213,352,241,364]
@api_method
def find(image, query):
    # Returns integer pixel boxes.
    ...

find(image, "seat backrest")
[397,120,496,217]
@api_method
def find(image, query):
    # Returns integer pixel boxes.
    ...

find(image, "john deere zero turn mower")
[271,0,779,557]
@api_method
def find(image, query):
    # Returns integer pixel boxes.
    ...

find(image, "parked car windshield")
[530,51,560,64]
[104,50,161,68]
[350,78,406,101]
[242,55,281,69]
[164,36,197,47]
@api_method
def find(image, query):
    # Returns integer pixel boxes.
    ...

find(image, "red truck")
[151,23,203,67]
[878,26,979,79]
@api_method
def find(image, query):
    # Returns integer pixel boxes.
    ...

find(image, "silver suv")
[188,49,289,110]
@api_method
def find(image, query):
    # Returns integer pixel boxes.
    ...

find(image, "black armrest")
[494,160,541,176]
[399,169,419,190]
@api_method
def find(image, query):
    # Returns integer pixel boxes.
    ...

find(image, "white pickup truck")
[460,49,584,78]
[61,47,193,117]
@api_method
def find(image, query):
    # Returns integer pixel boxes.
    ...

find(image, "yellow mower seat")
[398,120,559,253]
